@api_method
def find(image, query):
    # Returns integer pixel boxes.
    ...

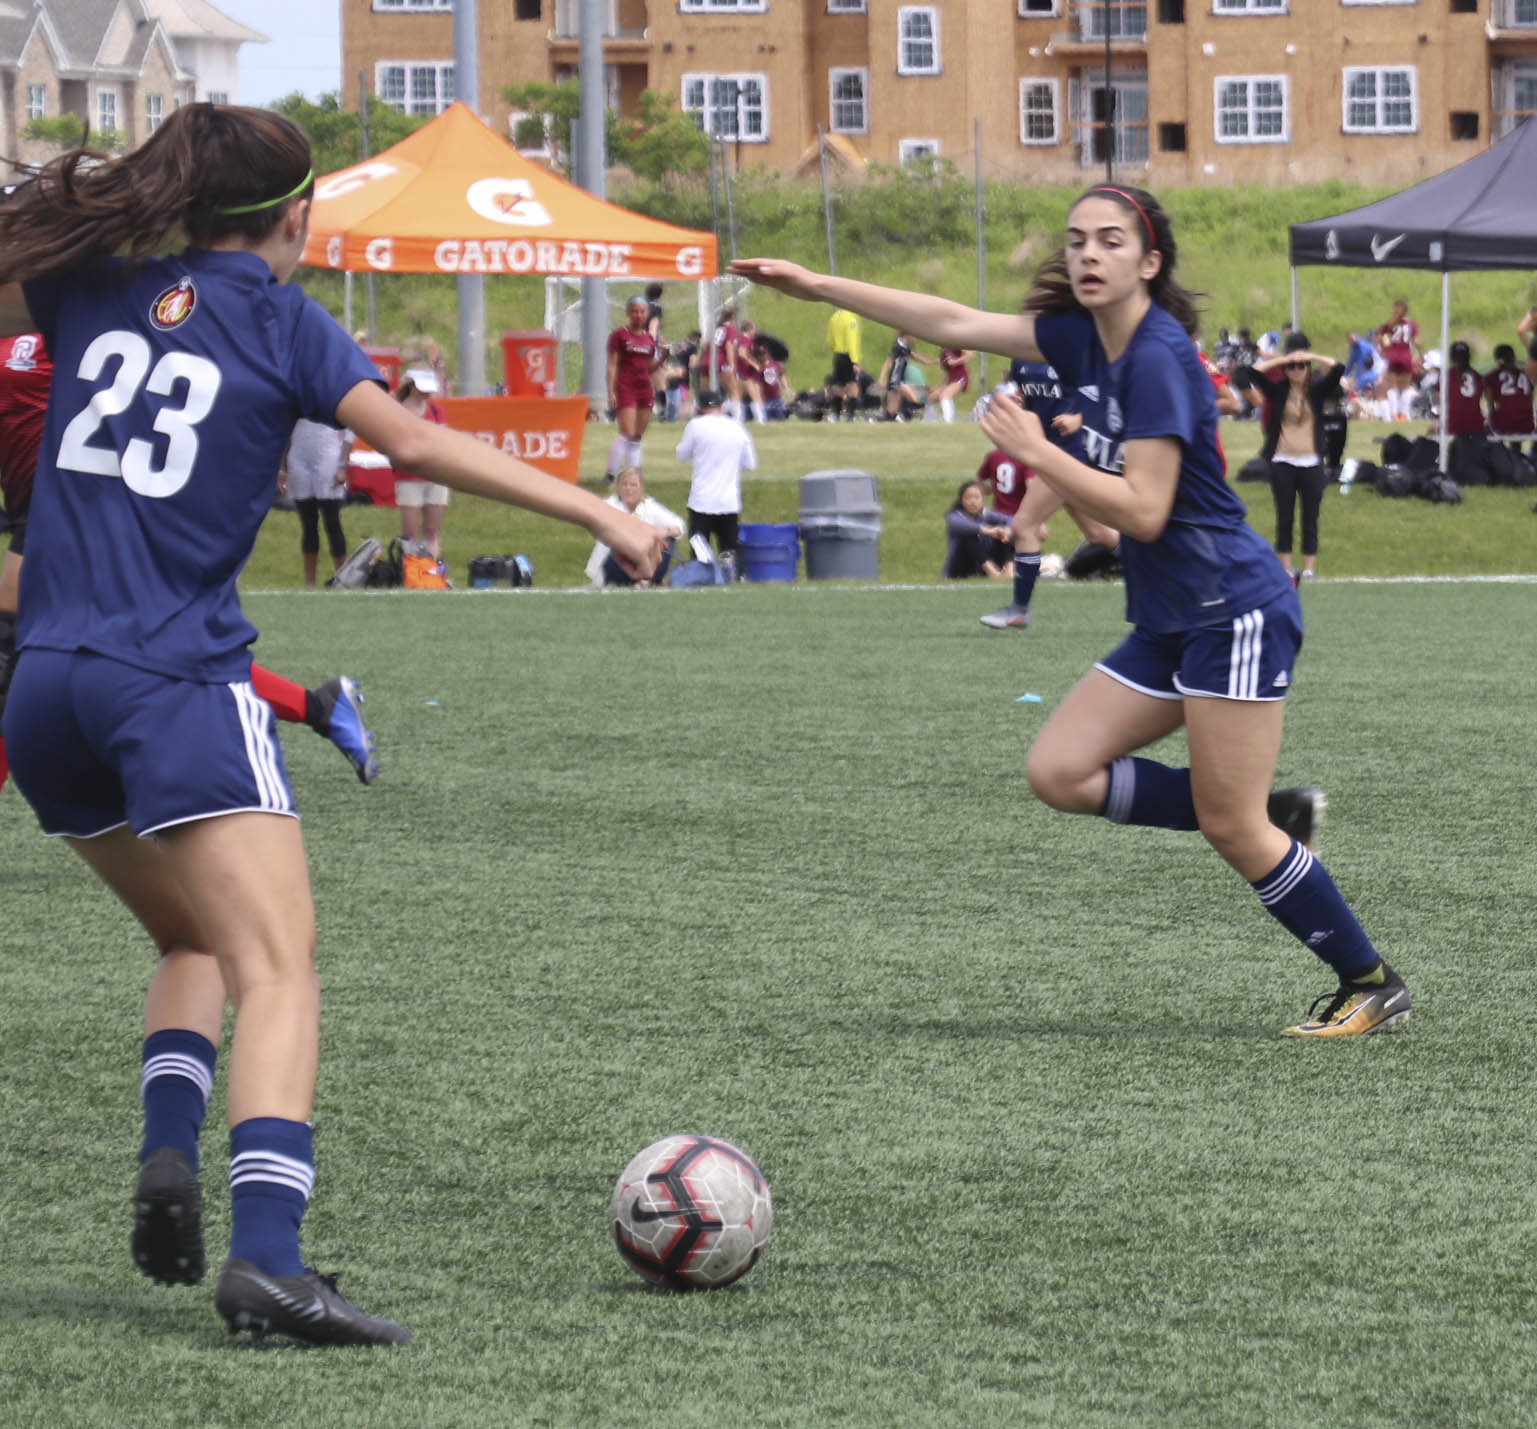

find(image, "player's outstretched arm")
[337,379,665,578]
[729,258,1042,362]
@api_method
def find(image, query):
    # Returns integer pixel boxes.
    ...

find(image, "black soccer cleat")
[214,1258,412,1346]
[132,1147,206,1286]
[1267,785,1326,850]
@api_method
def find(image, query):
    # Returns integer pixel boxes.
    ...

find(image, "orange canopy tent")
[301,102,717,282]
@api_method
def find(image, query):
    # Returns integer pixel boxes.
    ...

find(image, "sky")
[217,0,344,108]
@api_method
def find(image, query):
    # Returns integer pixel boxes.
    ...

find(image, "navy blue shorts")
[1095,593,1303,704]
[4,649,297,838]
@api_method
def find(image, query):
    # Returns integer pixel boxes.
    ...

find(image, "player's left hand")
[980,390,1048,465]
[602,511,668,581]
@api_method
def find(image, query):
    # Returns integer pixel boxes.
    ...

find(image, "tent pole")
[1289,266,1298,331]
[1439,270,1451,474]
[344,271,353,338]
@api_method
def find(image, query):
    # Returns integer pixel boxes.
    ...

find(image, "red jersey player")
[605,295,667,481]
[1376,299,1419,421]
[1443,342,1485,438]
[975,448,1029,521]
[1485,344,1534,437]
[926,347,973,423]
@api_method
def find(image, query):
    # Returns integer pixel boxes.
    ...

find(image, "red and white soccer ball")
[611,1133,773,1290]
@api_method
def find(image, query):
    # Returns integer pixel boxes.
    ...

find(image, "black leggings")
[295,498,348,559]
[1268,459,1329,557]
[688,509,739,555]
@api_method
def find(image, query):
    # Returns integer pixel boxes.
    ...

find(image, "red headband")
[1090,186,1157,249]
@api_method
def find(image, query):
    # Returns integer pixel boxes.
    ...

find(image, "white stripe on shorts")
[1227,609,1264,700]
[231,682,292,813]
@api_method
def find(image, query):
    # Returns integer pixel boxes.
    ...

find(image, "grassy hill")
[295,172,1537,397]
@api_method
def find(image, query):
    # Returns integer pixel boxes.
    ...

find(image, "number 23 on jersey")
[56,329,222,498]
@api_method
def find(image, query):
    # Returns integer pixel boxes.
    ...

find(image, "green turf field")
[3,581,1536,1426]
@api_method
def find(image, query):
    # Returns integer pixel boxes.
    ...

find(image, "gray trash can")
[799,468,881,580]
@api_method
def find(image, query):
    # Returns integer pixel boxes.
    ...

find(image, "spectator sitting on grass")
[942,481,1012,580]
[585,467,685,588]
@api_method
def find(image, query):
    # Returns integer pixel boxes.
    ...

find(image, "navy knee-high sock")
[140,1029,217,1169]
[1250,839,1379,979]
[229,1117,314,1278]
[1100,757,1199,830]
[1012,551,1041,610]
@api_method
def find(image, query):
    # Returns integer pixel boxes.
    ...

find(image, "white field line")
[244,573,1537,598]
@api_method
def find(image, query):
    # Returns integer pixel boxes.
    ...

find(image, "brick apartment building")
[342,1,1537,187]
[0,1,263,169]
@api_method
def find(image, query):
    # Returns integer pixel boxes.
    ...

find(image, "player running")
[977,361,1116,631]
[0,104,664,1346]
[730,183,1409,1038]
[926,346,973,423]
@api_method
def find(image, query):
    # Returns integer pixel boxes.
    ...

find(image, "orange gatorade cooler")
[500,330,557,398]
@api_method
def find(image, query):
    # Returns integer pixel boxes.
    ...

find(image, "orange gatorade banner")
[438,396,586,483]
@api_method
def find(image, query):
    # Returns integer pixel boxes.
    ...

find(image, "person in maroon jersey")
[756,346,787,420]
[1442,342,1486,439]
[0,331,382,790]
[925,346,973,423]
[710,305,742,418]
[1375,298,1419,422]
[606,295,667,483]
[736,319,766,423]
[1484,343,1534,441]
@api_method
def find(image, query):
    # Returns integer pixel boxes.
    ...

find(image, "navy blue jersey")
[1005,359,1085,462]
[21,250,381,681]
[1034,306,1292,634]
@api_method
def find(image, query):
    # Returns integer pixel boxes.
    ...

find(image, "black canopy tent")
[1288,117,1537,468]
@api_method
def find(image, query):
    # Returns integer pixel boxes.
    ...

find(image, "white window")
[376,62,455,116]
[829,68,868,133]
[146,93,164,134]
[1212,0,1286,12]
[898,7,940,76]
[1079,2,1146,38]
[98,89,117,134]
[1019,79,1060,145]
[1069,71,1149,166]
[372,0,454,11]
[682,74,768,142]
[25,84,44,120]
[679,0,768,11]
[1018,1,1061,15]
[828,0,866,10]
[206,91,230,105]
[899,138,940,166]
[1214,75,1288,143]
[1342,66,1417,134]
[1505,0,1537,25]
[1340,1,1415,6]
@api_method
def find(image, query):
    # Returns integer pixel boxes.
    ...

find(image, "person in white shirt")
[675,388,757,560]
[279,417,354,586]
[585,468,686,587]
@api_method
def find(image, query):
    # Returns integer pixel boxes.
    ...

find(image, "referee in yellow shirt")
[827,308,862,422]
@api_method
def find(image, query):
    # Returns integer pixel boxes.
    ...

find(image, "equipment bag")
[398,538,451,589]
[329,536,383,589]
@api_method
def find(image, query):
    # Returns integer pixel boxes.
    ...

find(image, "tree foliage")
[268,92,428,176]
[500,81,709,185]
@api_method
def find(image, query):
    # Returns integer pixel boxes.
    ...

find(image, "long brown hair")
[0,104,314,282]
[1023,184,1204,337]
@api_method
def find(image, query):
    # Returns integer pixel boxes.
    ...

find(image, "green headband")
[216,168,314,216]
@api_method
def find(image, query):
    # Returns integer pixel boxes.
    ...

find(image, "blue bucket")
[737,522,800,582]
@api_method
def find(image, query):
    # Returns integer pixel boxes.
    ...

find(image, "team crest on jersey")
[150,277,197,330]
[4,332,40,370]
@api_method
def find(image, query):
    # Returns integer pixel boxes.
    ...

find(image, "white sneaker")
[979,606,1031,630]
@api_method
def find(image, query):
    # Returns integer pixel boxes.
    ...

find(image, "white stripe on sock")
[1256,843,1314,906]
[141,1052,213,1101]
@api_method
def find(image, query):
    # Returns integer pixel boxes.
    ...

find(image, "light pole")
[1103,0,1114,182]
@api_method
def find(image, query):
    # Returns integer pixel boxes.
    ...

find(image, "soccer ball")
[1039,552,1065,580]
[611,1133,773,1290]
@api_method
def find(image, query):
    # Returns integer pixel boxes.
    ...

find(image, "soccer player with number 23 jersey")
[0,104,665,1346]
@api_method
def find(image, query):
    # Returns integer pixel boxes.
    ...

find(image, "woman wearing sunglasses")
[1239,331,1346,584]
